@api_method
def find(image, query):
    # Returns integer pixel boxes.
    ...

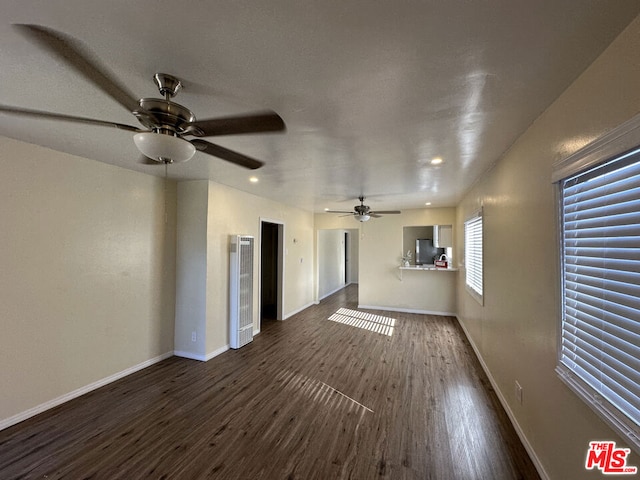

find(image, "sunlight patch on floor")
[275,369,374,415]
[328,307,396,336]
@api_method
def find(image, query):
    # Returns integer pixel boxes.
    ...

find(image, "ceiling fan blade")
[370,210,402,214]
[0,104,142,132]
[14,25,146,117]
[185,111,285,137]
[325,210,355,214]
[138,155,161,165]
[370,214,383,218]
[190,139,264,170]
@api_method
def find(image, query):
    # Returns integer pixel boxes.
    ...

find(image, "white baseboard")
[206,344,230,360]
[0,351,174,432]
[173,350,206,361]
[319,283,348,301]
[357,304,456,317]
[174,344,230,362]
[284,301,317,320]
[454,315,550,480]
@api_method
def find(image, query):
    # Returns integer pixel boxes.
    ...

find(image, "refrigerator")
[415,238,444,265]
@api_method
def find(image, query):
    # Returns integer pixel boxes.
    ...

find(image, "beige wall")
[0,137,176,427]
[318,229,346,299]
[174,180,315,359]
[359,208,457,314]
[174,180,209,358]
[205,181,314,353]
[314,213,359,302]
[456,15,640,480]
[315,208,457,314]
[346,229,359,284]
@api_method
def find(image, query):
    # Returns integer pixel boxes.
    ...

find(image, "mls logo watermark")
[585,441,638,475]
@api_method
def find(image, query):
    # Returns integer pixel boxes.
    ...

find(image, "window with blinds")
[557,147,640,449]
[464,210,483,305]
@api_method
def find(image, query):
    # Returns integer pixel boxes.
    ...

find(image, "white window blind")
[465,210,483,304]
[558,148,640,446]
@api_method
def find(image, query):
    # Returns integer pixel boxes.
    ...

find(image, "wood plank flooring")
[0,284,540,479]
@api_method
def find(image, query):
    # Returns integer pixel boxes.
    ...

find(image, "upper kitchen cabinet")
[434,225,453,248]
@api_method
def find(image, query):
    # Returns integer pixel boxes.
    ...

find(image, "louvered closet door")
[230,235,254,349]
[238,237,254,346]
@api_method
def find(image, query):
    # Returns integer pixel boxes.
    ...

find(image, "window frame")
[553,113,640,452]
[464,208,484,306]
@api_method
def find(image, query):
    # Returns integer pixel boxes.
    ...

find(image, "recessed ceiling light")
[430,157,443,165]
[249,176,259,183]
[425,202,432,206]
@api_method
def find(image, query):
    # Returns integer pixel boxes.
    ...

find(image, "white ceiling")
[1,1,639,213]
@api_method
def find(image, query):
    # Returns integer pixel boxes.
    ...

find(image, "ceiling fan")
[0,24,286,169]
[325,196,401,222]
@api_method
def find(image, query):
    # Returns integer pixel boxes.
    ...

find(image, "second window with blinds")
[464,209,484,305]
[555,136,640,452]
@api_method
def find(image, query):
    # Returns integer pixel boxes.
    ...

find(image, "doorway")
[317,228,359,300]
[343,230,358,285]
[260,220,284,327]
[344,232,349,284]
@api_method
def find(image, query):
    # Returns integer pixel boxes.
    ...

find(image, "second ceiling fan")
[326,196,401,222]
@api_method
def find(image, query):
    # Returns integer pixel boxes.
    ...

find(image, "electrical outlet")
[515,381,523,405]
[191,331,197,342]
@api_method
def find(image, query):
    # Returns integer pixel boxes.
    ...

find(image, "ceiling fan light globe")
[133,132,195,163]
[355,214,370,222]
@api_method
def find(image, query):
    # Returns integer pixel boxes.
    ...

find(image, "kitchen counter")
[399,264,458,280]
[400,265,458,271]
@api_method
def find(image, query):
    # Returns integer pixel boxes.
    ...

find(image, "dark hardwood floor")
[0,285,540,479]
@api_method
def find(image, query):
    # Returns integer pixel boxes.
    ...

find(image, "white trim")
[465,284,484,306]
[455,316,550,480]
[0,351,173,432]
[174,344,230,362]
[319,283,348,301]
[206,344,230,361]
[552,112,640,182]
[284,301,317,320]
[557,366,640,453]
[173,350,207,361]
[357,304,456,317]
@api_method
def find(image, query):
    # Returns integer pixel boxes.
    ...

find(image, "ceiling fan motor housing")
[136,98,196,136]
[355,204,370,215]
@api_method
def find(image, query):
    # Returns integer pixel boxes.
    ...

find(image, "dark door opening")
[261,221,280,324]
[344,232,349,285]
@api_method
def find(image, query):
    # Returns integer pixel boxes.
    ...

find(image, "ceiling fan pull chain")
[164,162,168,225]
